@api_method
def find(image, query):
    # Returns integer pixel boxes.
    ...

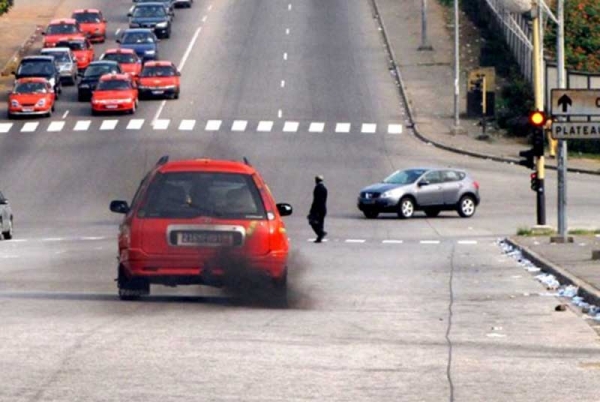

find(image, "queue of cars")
[7,1,187,119]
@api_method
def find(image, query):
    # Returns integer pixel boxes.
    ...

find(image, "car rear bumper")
[139,87,177,97]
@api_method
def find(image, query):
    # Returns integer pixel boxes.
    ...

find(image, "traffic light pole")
[532,4,546,226]
[556,0,567,239]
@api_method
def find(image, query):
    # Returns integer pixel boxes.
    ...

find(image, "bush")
[0,0,12,15]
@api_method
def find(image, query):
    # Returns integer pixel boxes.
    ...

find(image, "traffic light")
[529,110,545,157]
[519,148,535,169]
[530,172,539,191]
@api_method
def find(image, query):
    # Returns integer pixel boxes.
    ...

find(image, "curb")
[0,25,43,77]
[371,0,600,177]
[505,237,600,308]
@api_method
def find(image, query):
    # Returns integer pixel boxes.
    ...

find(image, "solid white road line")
[127,119,144,130]
[73,120,91,131]
[382,240,404,244]
[152,100,167,124]
[179,120,196,130]
[232,120,247,132]
[205,120,222,131]
[309,122,325,133]
[361,123,377,133]
[0,123,12,133]
[179,27,202,71]
[257,121,273,132]
[283,121,299,132]
[47,121,65,132]
[420,240,441,244]
[100,120,118,130]
[335,123,351,133]
[388,124,403,134]
[152,119,170,130]
[21,122,38,132]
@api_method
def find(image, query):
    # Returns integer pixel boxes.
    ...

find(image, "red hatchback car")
[91,73,138,115]
[138,60,180,99]
[71,9,107,43]
[42,18,86,48]
[8,78,56,119]
[56,38,95,71]
[100,48,142,78]
[110,157,293,301]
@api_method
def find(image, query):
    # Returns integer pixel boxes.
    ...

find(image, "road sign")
[551,122,600,139]
[551,89,600,116]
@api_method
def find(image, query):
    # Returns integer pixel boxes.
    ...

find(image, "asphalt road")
[0,1,599,401]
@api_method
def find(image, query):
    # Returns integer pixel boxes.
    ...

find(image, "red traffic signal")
[529,110,546,127]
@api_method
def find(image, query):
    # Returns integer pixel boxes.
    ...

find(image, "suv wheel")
[398,197,415,219]
[363,210,379,219]
[118,265,149,300]
[2,218,13,240]
[457,195,476,218]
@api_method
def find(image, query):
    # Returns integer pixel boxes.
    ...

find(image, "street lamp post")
[453,0,460,130]
[418,0,434,51]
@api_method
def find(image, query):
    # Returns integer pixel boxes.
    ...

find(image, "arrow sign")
[551,89,600,116]
[557,94,572,112]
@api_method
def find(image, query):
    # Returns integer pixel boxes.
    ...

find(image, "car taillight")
[474,181,480,190]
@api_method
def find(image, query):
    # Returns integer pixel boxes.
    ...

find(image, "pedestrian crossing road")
[0,119,404,135]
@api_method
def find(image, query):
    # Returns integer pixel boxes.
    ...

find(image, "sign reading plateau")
[551,122,600,139]
[551,89,600,116]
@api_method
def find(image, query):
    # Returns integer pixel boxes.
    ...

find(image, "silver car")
[357,168,481,219]
[0,191,14,240]
[41,47,78,85]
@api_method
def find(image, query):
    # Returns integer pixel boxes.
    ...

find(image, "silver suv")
[41,47,78,85]
[357,168,481,219]
[0,191,13,240]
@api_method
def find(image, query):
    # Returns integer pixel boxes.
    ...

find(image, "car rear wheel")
[457,195,476,218]
[118,265,149,301]
[363,210,379,219]
[424,208,441,218]
[270,272,288,307]
[2,218,13,240]
[398,197,415,219]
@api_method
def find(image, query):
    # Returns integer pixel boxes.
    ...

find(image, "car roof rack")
[156,155,169,166]
[243,157,251,166]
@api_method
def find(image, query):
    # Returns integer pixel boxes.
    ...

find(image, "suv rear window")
[138,172,266,220]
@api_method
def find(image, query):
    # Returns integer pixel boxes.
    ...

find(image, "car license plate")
[177,231,233,246]
[105,105,118,109]
[362,199,375,204]
[152,90,164,95]
[22,107,34,112]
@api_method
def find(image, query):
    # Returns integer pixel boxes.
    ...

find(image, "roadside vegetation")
[0,0,12,15]
[517,227,600,236]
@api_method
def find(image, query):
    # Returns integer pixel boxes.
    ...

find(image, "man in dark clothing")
[308,175,328,243]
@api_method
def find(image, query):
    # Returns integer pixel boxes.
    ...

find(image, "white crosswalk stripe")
[361,123,377,133]
[127,119,144,130]
[0,123,12,133]
[388,124,402,134]
[21,122,38,132]
[283,121,299,132]
[100,120,118,130]
[308,122,325,133]
[73,120,91,131]
[231,120,247,132]
[205,120,222,131]
[152,119,170,130]
[47,121,65,132]
[257,121,273,132]
[335,123,351,133]
[179,120,195,130]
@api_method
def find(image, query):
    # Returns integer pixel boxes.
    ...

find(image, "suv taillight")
[473,181,480,190]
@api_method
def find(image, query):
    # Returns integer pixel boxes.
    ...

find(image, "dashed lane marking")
[345,239,366,243]
[457,240,478,245]
[73,120,91,131]
[309,122,325,133]
[179,119,196,130]
[21,122,38,132]
[361,123,377,134]
[257,121,274,132]
[283,121,299,132]
[205,120,222,131]
[231,120,248,132]
[100,120,118,130]
[0,123,12,133]
[382,240,404,244]
[127,119,144,130]
[388,124,402,134]
[420,240,441,244]
[47,121,65,132]
[335,123,351,133]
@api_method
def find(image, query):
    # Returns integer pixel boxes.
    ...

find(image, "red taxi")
[56,38,95,71]
[7,78,56,119]
[138,61,180,99]
[109,157,293,301]
[71,9,107,43]
[91,73,138,115]
[100,49,142,78]
[42,19,86,48]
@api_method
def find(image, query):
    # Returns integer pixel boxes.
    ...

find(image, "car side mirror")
[127,11,132,17]
[176,71,181,76]
[418,180,430,187]
[110,200,130,214]
[116,39,121,44]
[276,203,293,217]
[11,71,16,75]
[41,32,46,35]
[0,199,8,205]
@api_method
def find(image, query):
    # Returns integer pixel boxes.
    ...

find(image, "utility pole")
[453,0,460,130]
[532,1,546,226]
[418,0,434,51]
[556,0,568,239]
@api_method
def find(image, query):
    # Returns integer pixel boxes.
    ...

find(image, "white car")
[40,47,78,85]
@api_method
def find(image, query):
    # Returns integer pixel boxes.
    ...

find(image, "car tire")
[174,88,179,99]
[77,93,85,102]
[397,197,415,219]
[7,112,14,120]
[117,265,149,301]
[270,272,288,307]
[457,195,477,218]
[2,218,13,240]
[424,208,441,218]
[130,100,137,114]
[363,210,379,219]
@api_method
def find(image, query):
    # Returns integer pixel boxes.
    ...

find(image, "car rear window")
[73,12,101,23]
[47,24,78,35]
[138,172,266,220]
[140,65,175,77]
[102,53,138,64]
